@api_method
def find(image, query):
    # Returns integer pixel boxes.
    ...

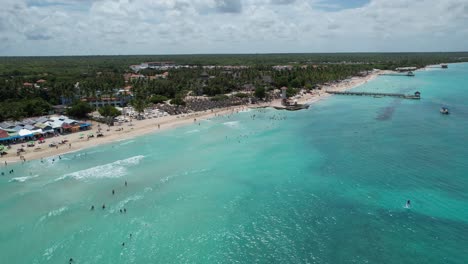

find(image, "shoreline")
[0,70,383,164]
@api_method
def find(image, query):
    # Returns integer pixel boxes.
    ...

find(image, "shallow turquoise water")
[1,63,468,263]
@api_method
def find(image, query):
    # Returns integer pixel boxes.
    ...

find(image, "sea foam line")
[38,206,69,222]
[55,155,144,181]
[9,174,39,183]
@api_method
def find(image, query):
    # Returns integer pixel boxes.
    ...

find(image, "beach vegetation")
[254,86,266,99]
[287,87,299,98]
[98,105,121,118]
[1,53,468,120]
[0,98,50,121]
[66,101,93,119]
[170,95,186,106]
[131,97,147,119]
[234,93,249,98]
[149,95,169,104]
[98,105,121,125]
[210,94,229,101]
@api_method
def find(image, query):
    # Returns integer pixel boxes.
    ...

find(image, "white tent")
[18,129,33,137]
[31,129,44,135]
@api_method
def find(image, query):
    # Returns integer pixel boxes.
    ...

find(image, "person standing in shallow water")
[112,189,115,195]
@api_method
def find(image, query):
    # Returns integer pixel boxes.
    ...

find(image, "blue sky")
[1,0,467,56]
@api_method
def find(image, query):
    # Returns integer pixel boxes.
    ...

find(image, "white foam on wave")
[39,206,68,222]
[110,194,144,213]
[185,129,200,134]
[223,121,240,128]
[56,155,144,181]
[160,168,208,183]
[117,140,135,146]
[9,174,39,183]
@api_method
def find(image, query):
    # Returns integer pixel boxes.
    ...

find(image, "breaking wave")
[223,121,240,128]
[38,206,68,222]
[56,155,144,181]
[9,175,39,183]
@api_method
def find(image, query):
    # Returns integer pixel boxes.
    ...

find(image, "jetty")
[326,91,421,100]
[273,104,310,111]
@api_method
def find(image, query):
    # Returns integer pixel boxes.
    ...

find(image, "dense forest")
[1,52,467,121]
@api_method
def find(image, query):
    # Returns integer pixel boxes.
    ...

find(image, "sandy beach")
[1,70,382,164]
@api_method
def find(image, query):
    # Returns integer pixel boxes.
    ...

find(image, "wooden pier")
[326,91,421,99]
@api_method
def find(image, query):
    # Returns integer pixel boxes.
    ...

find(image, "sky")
[0,0,467,56]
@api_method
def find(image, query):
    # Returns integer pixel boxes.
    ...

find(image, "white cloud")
[0,0,467,55]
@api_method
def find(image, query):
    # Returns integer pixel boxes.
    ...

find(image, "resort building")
[81,97,128,108]
[0,115,91,144]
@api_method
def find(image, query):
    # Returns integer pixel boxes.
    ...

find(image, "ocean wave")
[9,174,39,183]
[223,121,240,128]
[185,129,200,134]
[56,155,144,181]
[109,194,144,213]
[160,168,208,183]
[117,140,136,146]
[39,206,68,222]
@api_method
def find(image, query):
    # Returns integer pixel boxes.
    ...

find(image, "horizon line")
[1,51,468,58]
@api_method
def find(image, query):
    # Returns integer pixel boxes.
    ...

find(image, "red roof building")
[0,129,9,139]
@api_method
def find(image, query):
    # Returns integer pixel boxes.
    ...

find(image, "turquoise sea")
[1,63,468,264]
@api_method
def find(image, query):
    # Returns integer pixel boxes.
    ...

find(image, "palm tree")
[131,97,147,120]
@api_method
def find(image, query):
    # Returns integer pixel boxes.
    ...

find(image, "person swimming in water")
[406,200,411,208]
[112,189,115,195]
[102,204,106,209]
[91,205,95,210]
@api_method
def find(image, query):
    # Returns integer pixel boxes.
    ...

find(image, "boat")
[407,71,415,77]
[440,107,449,115]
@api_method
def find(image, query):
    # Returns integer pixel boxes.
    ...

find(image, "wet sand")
[0,70,382,163]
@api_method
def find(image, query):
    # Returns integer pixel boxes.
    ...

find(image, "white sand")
[0,70,383,163]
